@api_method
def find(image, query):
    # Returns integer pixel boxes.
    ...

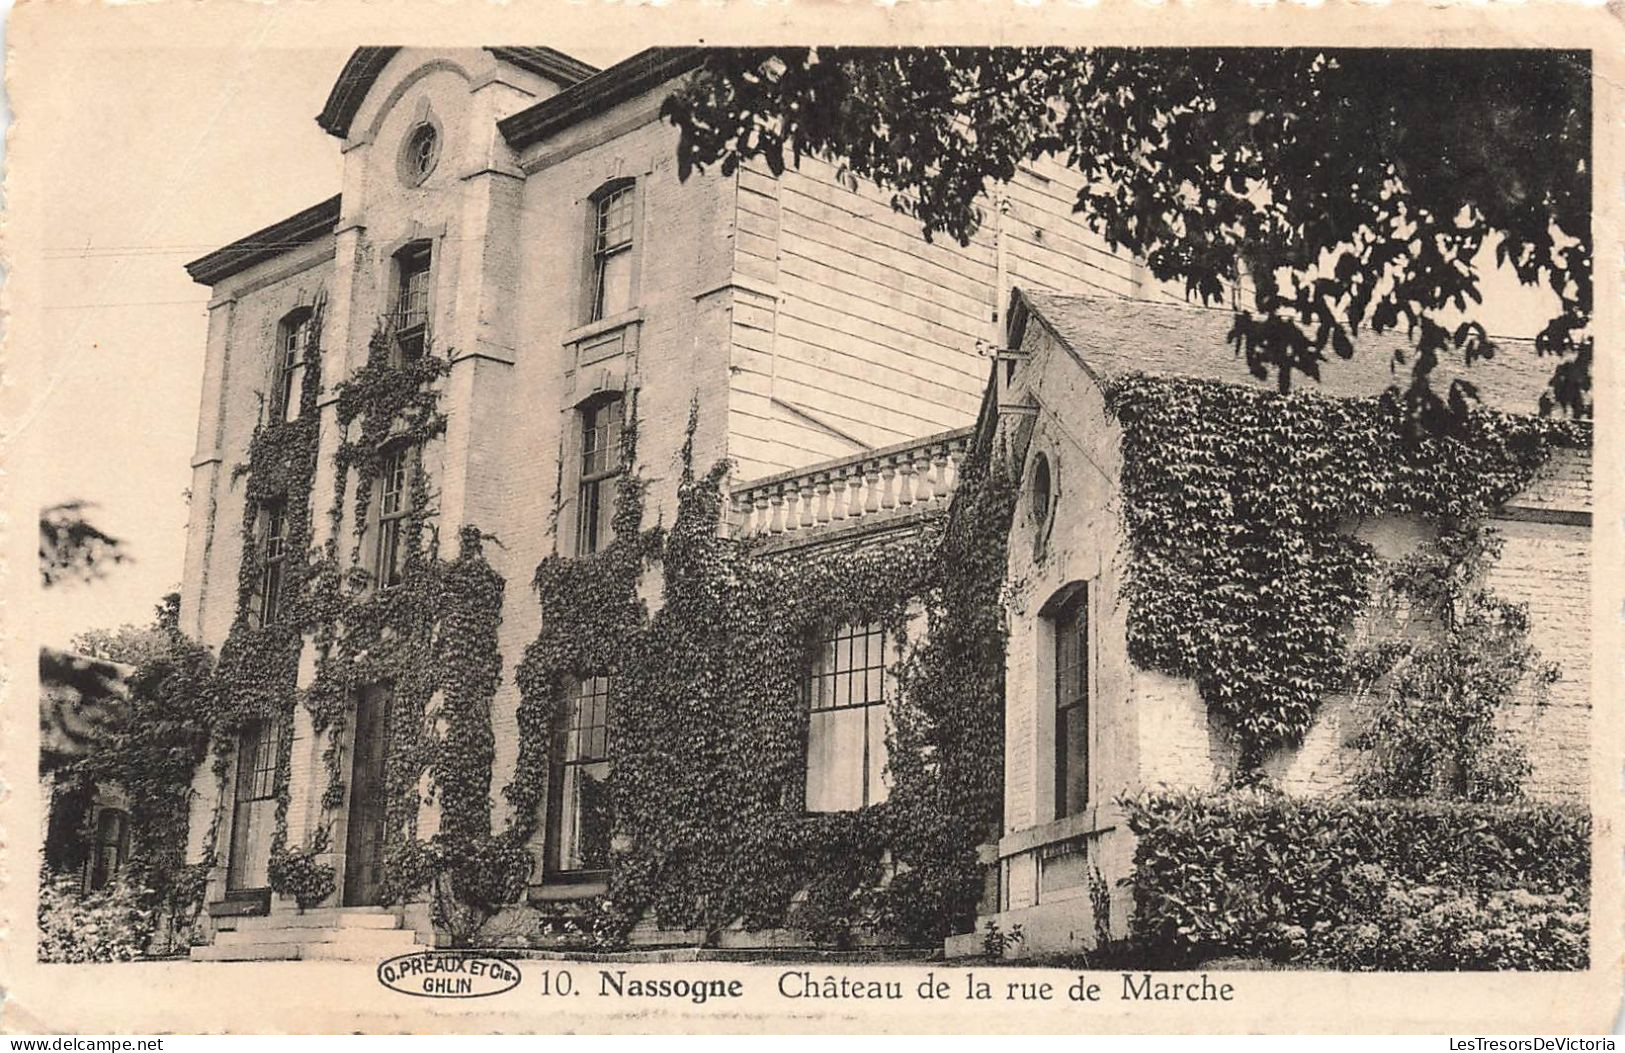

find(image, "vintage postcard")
[2,0,1621,1035]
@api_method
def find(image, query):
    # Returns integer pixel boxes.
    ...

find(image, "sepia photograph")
[4,3,1620,1035]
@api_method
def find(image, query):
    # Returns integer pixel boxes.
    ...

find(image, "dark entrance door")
[227,720,279,892]
[343,686,391,907]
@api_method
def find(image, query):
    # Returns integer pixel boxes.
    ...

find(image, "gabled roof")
[1009,288,1561,418]
[498,47,704,150]
[316,46,600,139]
[184,195,342,287]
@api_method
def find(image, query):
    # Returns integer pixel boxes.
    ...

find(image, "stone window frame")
[390,239,434,360]
[1028,447,1059,560]
[396,104,443,189]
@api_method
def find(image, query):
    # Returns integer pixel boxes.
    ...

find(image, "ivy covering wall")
[68,320,521,936]
[508,407,1018,946]
[62,318,1591,956]
[1114,376,1592,969]
[1107,374,1589,772]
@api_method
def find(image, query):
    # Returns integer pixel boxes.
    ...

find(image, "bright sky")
[16,34,1565,649]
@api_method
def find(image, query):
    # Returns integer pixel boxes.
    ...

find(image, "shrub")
[1318,865,1587,971]
[1124,788,1590,969]
[38,872,156,962]
[268,831,337,911]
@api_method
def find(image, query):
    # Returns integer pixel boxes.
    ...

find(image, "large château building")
[173,46,1590,960]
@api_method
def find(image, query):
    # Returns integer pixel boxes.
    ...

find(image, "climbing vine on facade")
[507,404,1017,947]
[1108,375,1588,772]
[207,303,331,901]
[111,317,518,930]
[1345,527,1560,803]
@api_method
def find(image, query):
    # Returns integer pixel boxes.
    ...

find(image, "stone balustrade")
[730,427,974,541]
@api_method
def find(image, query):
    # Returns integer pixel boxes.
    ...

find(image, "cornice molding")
[499,48,703,151]
[184,196,342,287]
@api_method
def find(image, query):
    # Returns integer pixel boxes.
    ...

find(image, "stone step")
[233,910,401,932]
[216,927,420,950]
[191,942,303,962]
[300,937,426,961]
[193,929,424,962]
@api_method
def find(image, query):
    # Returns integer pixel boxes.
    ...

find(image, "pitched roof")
[1011,288,1562,418]
[316,46,600,138]
[184,195,342,287]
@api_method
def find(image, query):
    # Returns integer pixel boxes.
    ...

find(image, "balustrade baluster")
[753,493,771,537]
[863,465,882,514]
[847,470,867,519]
[783,487,802,534]
[831,471,850,521]
[914,453,936,505]
[945,448,964,496]
[897,457,917,508]
[798,482,817,528]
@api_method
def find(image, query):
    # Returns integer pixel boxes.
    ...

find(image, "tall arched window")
[272,309,313,423]
[1048,584,1091,819]
[392,240,433,361]
[587,181,636,322]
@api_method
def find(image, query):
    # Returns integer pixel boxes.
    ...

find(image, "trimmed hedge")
[1124,789,1590,969]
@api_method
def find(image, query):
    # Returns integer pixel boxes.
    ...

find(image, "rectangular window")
[805,622,889,812]
[576,398,623,556]
[227,719,281,891]
[589,185,635,322]
[273,314,310,423]
[375,449,411,589]
[548,676,613,875]
[1054,586,1090,819]
[257,502,289,625]
[393,242,432,360]
[87,809,129,893]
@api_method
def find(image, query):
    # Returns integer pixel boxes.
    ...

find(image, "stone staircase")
[191,907,426,962]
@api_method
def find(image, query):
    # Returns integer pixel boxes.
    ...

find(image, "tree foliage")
[662,48,1591,424]
[70,594,181,667]
[40,501,127,587]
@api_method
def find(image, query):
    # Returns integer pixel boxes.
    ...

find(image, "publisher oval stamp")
[376,951,523,998]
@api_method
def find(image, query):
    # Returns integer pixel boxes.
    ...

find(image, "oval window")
[1030,452,1053,526]
[400,122,440,186]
